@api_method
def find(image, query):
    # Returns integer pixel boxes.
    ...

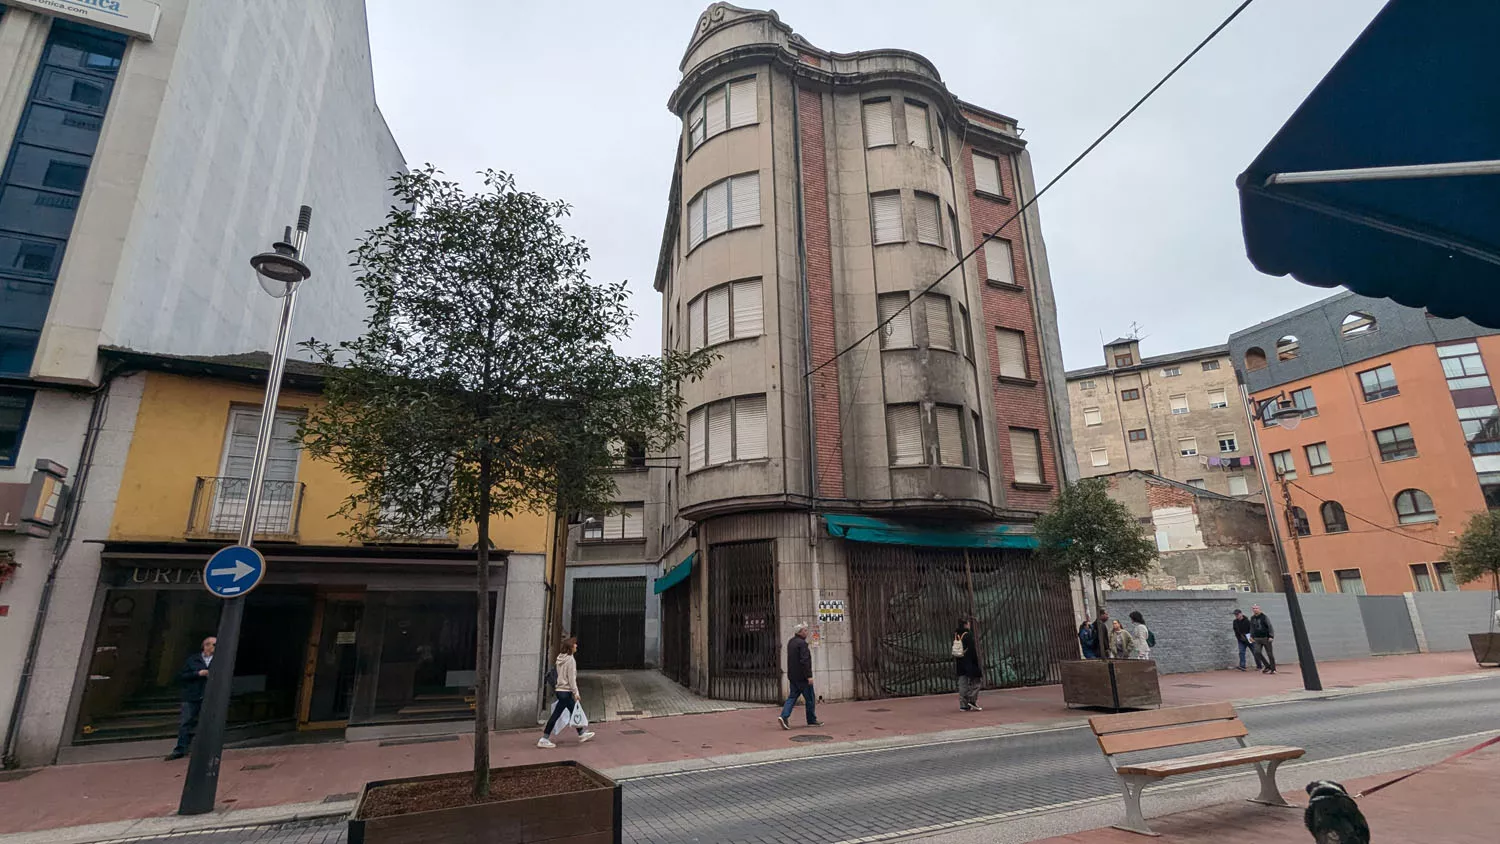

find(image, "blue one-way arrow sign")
[203,545,266,598]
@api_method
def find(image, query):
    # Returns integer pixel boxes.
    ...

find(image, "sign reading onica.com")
[8,0,161,41]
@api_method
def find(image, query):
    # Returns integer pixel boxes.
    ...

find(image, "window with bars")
[904,100,931,149]
[582,503,646,541]
[871,191,903,244]
[1305,442,1332,474]
[1358,364,1399,401]
[983,239,1015,285]
[996,328,1027,379]
[1009,428,1043,484]
[686,278,762,350]
[935,404,969,467]
[1393,488,1436,524]
[685,173,760,250]
[687,77,757,150]
[1437,342,1490,390]
[972,151,1002,196]
[1374,423,1417,462]
[887,404,924,466]
[1271,450,1296,479]
[914,193,942,245]
[863,98,894,147]
[687,394,768,470]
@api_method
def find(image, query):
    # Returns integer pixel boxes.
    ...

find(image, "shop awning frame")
[654,551,697,593]
[822,514,1038,550]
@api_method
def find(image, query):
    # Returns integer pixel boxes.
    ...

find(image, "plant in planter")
[1035,479,1160,709]
[300,167,711,839]
[1443,508,1500,667]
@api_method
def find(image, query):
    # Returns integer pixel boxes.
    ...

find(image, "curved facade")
[644,4,1079,702]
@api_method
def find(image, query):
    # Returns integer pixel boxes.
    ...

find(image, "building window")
[685,173,760,250]
[1090,447,1109,468]
[1121,388,1140,401]
[1306,571,1326,593]
[1276,335,1300,361]
[1169,394,1189,415]
[582,503,645,541]
[996,328,1028,379]
[983,239,1015,285]
[1321,500,1348,533]
[871,191,903,244]
[1208,389,1229,409]
[1009,428,1044,484]
[1186,478,1206,490]
[1162,366,1181,377]
[1290,386,1317,417]
[924,294,953,349]
[686,278,762,350]
[1457,405,1500,455]
[972,151,1002,196]
[1393,488,1437,524]
[1438,342,1490,390]
[1079,379,1096,391]
[863,98,894,147]
[935,404,969,467]
[956,304,974,359]
[1083,407,1102,427]
[1374,423,1418,462]
[1482,472,1500,509]
[0,387,34,467]
[213,408,305,534]
[904,100,931,149]
[914,193,943,245]
[1410,564,1435,592]
[1178,437,1198,457]
[1340,311,1377,337]
[1358,364,1400,401]
[886,404,924,466]
[1114,353,1134,367]
[1202,360,1221,372]
[1217,433,1238,453]
[687,77,757,150]
[1289,506,1311,536]
[1128,428,1148,442]
[1227,474,1250,496]
[1271,450,1297,479]
[1335,569,1367,595]
[1244,347,1268,371]
[1305,442,1332,475]
[878,292,914,348]
[687,394,768,470]
[1433,562,1458,591]
[972,410,988,473]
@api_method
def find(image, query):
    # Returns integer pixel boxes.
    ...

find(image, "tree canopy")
[1445,508,1500,596]
[1033,478,1158,588]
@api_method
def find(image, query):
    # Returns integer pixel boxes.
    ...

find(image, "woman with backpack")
[953,618,984,712]
[1129,610,1154,660]
[538,637,596,748]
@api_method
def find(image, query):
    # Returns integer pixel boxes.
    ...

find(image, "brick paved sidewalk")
[1036,745,1500,843]
[0,651,1484,836]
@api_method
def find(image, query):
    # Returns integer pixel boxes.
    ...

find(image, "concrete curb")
[0,802,352,844]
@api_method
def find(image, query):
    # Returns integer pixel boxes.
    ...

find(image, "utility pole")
[1275,470,1322,692]
[1278,474,1310,592]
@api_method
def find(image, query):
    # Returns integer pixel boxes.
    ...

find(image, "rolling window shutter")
[622,506,644,539]
[734,395,768,459]
[974,153,1001,195]
[1010,429,1041,484]
[915,195,941,244]
[603,511,625,539]
[705,87,727,138]
[1170,395,1189,413]
[707,401,732,465]
[877,292,912,348]
[687,194,705,249]
[688,407,706,470]
[728,78,756,128]
[984,239,1013,284]
[705,286,731,345]
[872,193,902,243]
[1083,408,1102,426]
[688,296,705,350]
[864,99,893,147]
[925,295,952,349]
[732,278,762,338]
[936,406,965,466]
[905,101,931,149]
[997,328,1027,378]
[689,101,706,149]
[705,181,729,238]
[730,173,760,227]
[888,405,923,465]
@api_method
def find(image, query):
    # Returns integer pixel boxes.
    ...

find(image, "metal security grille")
[848,545,1075,700]
[660,576,692,686]
[708,540,780,702]
[571,577,647,670]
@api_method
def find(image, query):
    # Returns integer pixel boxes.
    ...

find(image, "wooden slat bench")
[1089,702,1305,836]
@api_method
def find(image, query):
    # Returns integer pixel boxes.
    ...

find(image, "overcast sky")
[365,0,1386,371]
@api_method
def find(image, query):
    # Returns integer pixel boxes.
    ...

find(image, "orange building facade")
[1231,294,1500,596]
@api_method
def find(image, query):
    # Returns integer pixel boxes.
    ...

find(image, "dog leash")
[1354,733,1500,798]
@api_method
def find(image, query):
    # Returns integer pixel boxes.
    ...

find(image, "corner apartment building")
[1229,292,1499,596]
[0,0,404,765]
[639,4,1078,704]
[1066,339,1262,500]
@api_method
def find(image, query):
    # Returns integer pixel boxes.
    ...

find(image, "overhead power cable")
[1286,479,1455,551]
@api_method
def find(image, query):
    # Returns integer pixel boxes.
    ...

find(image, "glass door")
[298,594,364,728]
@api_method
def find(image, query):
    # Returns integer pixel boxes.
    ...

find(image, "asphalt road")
[107,676,1500,844]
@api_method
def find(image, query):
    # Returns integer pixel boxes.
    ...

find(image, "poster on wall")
[817,599,845,624]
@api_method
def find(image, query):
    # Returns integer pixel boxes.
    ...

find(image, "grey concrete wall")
[1409,591,1498,652]
[495,553,548,730]
[1104,591,1239,675]
[1236,592,1373,665]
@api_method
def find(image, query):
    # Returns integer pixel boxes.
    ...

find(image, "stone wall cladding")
[1105,590,1239,674]
[798,86,845,498]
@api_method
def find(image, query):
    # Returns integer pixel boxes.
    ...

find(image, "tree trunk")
[472,453,492,798]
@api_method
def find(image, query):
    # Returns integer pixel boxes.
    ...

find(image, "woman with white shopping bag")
[538,637,596,748]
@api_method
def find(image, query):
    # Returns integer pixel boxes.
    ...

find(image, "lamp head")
[250,231,311,298]
[1267,399,1303,430]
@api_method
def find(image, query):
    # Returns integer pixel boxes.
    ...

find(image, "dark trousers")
[1239,639,1266,669]
[174,699,202,753]
[542,691,584,736]
[780,681,816,724]
[1253,637,1276,670]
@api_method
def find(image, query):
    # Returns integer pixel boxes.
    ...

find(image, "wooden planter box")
[349,761,620,844]
[1470,633,1500,667]
[1060,659,1162,711]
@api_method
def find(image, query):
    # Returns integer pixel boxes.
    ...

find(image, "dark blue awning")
[823,514,1038,550]
[653,551,696,593]
[1238,0,1500,328]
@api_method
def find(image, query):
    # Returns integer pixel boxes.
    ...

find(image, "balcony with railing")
[186,477,306,542]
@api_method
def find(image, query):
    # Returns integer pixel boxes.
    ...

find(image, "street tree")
[298,167,711,797]
[1033,478,1158,607]
[1446,508,1500,603]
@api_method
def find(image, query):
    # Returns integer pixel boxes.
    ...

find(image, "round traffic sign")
[202,545,266,598]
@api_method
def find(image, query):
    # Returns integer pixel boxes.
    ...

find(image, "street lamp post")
[179,207,313,816]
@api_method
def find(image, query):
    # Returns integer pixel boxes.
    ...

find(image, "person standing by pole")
[777,624,822,729]
[954,618,984,712]
[164,637,215,761]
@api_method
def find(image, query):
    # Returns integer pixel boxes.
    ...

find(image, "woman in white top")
[1128,611,1151,660]
[538,637,596,748]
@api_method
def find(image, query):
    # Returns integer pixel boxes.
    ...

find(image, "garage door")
[571,577,646,669]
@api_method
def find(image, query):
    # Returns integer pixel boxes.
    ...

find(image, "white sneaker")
[578,731,596,743]
[970,704,983,712]
[537,737,556,749]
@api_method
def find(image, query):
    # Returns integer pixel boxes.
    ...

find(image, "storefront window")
[349,591,493,725]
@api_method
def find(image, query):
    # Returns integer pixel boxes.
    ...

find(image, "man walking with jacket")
[1249,604,1277,674]
[165,636,215,761]
[778,624,823,729]
[1232,608,1264,671]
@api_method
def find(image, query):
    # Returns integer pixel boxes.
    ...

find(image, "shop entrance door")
[298,594,364,729]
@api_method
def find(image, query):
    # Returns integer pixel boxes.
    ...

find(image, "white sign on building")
[7,0,161,41]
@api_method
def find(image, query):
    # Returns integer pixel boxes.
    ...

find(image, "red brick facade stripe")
[798,87,845,498]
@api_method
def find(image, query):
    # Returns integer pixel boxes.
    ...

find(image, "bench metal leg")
[1247,759,1296,808]
[1112,774,1160,837]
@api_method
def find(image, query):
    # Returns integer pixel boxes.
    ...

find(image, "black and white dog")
[1304,781,1370,844]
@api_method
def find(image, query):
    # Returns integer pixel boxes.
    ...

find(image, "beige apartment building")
[1066,339,1262,499]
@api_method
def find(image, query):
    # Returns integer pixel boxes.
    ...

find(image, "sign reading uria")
[8,0,161,41]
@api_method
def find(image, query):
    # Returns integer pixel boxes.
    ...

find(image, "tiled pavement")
[575,670,762,722]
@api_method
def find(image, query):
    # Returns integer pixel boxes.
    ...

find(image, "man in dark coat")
[1092,610,1114,659]
[777,624,823,729]
[955,619,984,711]
[166,636,215,761]
[1232,608,1264,671]
[1249,604,1277,674]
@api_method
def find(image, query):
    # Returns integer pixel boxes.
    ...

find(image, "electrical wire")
[805,0,1259,378]
[1285,478,1455,551]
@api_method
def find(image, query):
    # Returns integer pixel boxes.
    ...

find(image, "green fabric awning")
[822,514,1038,550]
[653,551,697,593]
